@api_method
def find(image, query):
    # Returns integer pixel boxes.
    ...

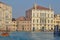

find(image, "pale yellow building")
[0,2,12,30]
[54,14,60,26]
[26,4,54,31]
[8,18,17,31]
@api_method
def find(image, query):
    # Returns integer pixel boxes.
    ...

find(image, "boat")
[1,32,9,37]
[54,25,60,36]
[1,27,9,37]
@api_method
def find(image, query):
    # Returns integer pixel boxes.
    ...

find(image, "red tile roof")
[16,16,25,21]
[26,5,52,11]
[16,16,31,21]
[25,18,31,21]
[32,5,50,10]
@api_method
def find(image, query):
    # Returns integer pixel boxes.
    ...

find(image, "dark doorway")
[22,25,24,31]
[33,27,35,31]
[51,28,53,30]
[41,27,45,31]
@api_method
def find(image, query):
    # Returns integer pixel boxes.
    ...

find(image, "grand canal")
[0,32,60,40]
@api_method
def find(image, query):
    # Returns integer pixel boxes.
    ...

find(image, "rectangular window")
[40,19,46,24]
[51,25,53,27]
[48,25,49,26]
[33,13,35,17]
[48,20,49,23]
[48,14,49,18]
[33,24,35,26]
[51,14,53,18]
[37,13,39,17]
[37,19,38,23]
[40,13,46,18]
[37,24,38,26]
[33,19,35,23]
[51,20,53,23]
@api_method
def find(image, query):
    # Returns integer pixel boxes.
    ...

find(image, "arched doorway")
[33,27,35,31]
[22,25,24,31]
[41,27,45,31]
[51,28,53,31]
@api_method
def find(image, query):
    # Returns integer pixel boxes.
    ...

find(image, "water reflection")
[0,32,60,40]
[31,32,54,40]
[54,36,60,40]
[54,34,60,40]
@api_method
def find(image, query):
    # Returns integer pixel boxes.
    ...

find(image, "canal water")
[0,32,60,40]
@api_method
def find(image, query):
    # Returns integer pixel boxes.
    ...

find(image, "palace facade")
[0,2,12,30]
[26,4,54,31]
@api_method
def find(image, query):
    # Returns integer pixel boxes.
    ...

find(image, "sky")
[0,0,60,18]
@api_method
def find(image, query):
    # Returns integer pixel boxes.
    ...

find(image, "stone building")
[8,18,17,31]
[0,2,12,31]
[26,4,54,31]
[16,17,31,31]
[54,14,60,26]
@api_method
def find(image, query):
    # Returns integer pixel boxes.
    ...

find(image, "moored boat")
[1,32,9,37]
[1,27,9,37]
[54,25,60,36]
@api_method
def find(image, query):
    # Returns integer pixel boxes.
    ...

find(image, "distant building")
[16,17,31,31]
[54,14,60,26]
[26,4,54,31]
[8,18,17,31]
[0,2,12,30]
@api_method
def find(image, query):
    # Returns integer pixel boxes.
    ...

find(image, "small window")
[48,20,49,23]
[37,19,38,23]
[0,7,1,8]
